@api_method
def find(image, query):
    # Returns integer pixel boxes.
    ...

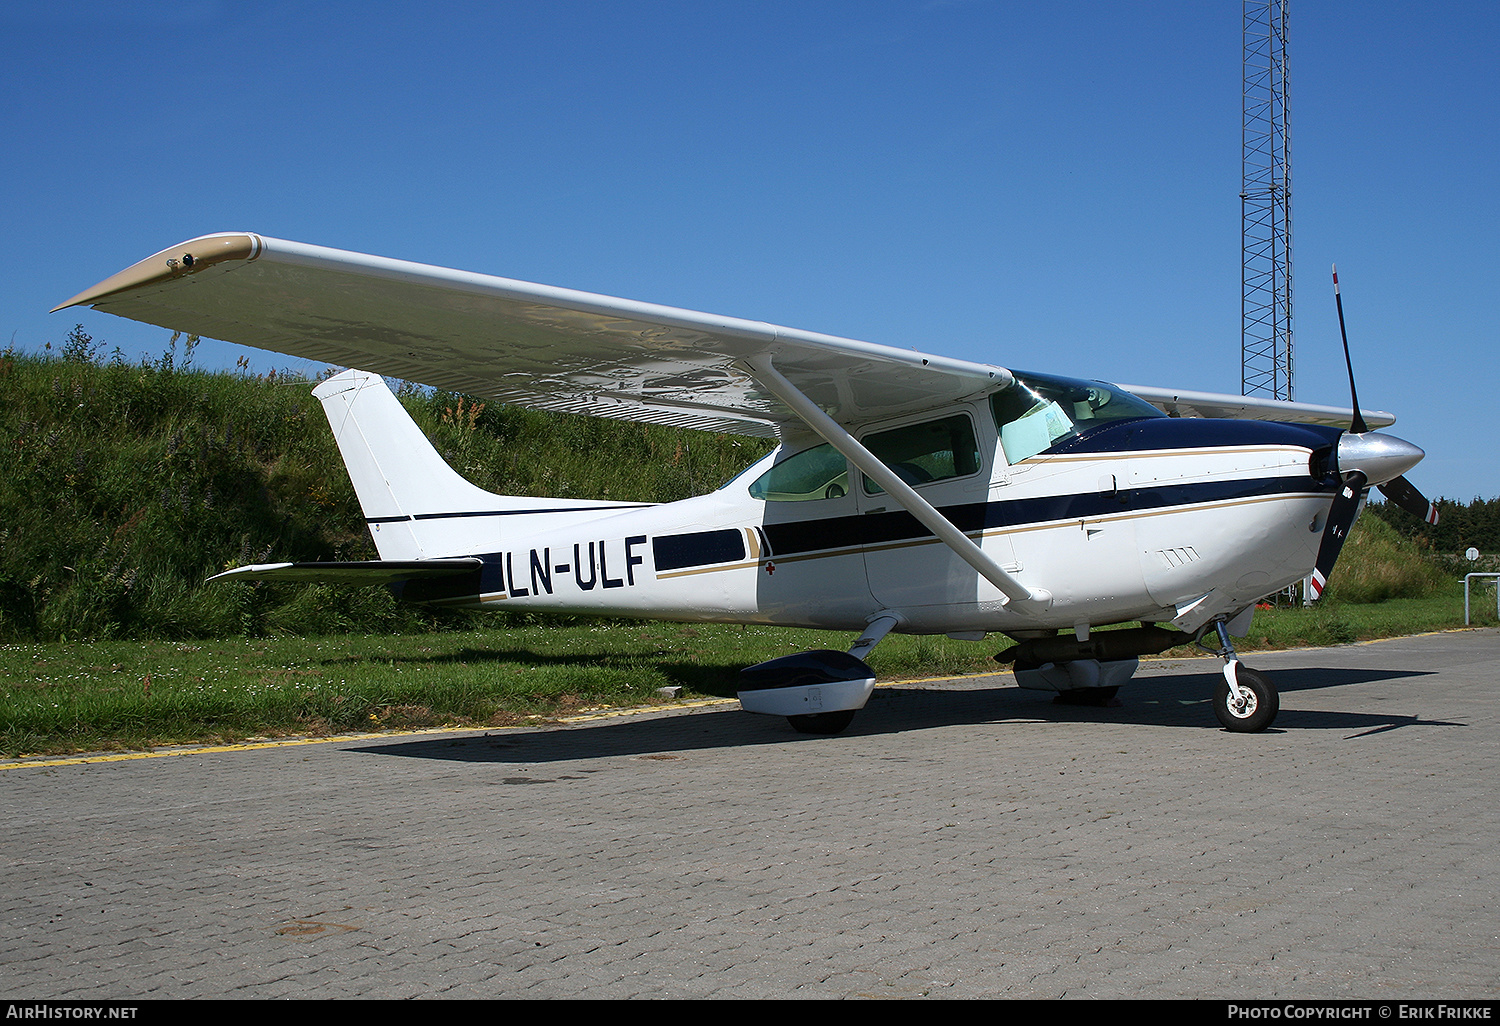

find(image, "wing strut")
[744,356,1051,611]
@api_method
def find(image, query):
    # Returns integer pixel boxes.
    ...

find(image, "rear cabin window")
[745,413,981,502]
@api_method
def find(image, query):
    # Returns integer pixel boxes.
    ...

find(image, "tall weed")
[1323,514,1447,604]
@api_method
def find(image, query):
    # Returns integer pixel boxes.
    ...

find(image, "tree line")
[1367,496,1500,556]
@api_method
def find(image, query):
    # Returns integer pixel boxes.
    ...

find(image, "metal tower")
[1241,0,1293,400]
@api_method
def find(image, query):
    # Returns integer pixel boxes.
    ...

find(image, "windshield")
[992,371,1163,465]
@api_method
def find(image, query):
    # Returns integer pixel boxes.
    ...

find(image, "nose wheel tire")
[1213,666,1279,732]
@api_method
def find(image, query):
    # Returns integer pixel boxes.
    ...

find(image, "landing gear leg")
[1200,618,1279,732]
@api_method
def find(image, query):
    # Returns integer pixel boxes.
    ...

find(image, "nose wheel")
[1201,619,1280,733]
[1212,664,1278,732]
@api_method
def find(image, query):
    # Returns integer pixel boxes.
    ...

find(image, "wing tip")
[51,232,263,312]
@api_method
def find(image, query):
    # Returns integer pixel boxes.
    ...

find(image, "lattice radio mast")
[1242,0,1293,400]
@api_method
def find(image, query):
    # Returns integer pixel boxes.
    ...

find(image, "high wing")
[55,233,1390,434]
[54,233,1009,438]
[1118,382,1396,429]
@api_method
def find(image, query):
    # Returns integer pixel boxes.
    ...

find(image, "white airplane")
[54,234,1438,735]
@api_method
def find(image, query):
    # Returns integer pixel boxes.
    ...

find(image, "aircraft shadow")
[345,665,1454,765]
[318,648,746,697]
[1237,664,1435,696]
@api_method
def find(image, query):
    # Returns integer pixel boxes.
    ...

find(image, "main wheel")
[787,710,856,734]
[1213,666,1279,732]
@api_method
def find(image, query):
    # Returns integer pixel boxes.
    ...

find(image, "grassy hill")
[0,340,769,642]
[1319,512,1448,604]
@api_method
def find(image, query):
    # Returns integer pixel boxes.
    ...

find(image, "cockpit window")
[991,371,1163,464]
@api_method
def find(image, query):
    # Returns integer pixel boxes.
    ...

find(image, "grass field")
[3,580,1493,758]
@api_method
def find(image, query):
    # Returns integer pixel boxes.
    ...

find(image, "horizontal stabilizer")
[208,559,482,586]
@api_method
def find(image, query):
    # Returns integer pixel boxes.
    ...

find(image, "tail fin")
[313,370,648,560]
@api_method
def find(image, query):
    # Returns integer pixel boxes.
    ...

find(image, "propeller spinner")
[1309,267,1438,600]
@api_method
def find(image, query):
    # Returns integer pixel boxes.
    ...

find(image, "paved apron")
[3,630,1496,999]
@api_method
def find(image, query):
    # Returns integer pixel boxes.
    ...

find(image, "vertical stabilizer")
[312,370,646,560]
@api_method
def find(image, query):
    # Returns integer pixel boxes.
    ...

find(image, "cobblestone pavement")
[2,630,1496,999]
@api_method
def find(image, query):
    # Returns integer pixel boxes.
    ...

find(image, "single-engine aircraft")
[54,234,1439,734]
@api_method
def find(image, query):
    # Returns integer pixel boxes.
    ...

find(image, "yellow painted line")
[884,670,1007,685]
[0,729,431,770]
[0,698,747,770]
[559,695,738,723]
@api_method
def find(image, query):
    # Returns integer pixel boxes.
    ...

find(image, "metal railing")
[1463,573,1500,626]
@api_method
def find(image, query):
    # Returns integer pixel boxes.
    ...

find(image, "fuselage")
[397,374,1344,638]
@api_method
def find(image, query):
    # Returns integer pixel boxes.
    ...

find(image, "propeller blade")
[1310,470,1368,601]
[1333,265,1370,434]
[1378,475,1440,526]
[1313,266,1435,601]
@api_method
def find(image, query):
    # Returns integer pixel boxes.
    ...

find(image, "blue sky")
[3,1,1495,503]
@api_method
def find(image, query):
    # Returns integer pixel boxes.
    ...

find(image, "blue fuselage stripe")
[760,473,1328,559]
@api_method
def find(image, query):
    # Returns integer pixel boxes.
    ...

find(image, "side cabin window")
[744,413,981,501]
[991,371,1164,465]
[747,443,850,501]
[861,415,980,495]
